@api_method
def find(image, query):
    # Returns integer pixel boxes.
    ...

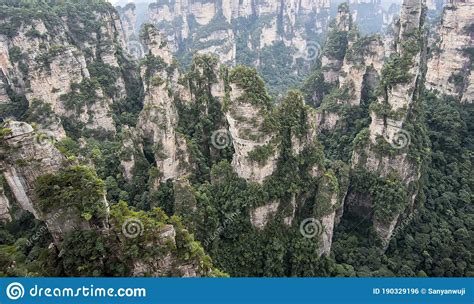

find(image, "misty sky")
[108,0,403,5]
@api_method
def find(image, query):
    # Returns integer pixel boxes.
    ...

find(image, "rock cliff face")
[128,0,331,73]
[225,80,278,184]
[0,1,132,138]
[348,0,427,247]
[130,224,203,277]
[316,4,385,131]
[136,25,192,187]
[224,80,343,255]
[0,121,65,218]
[0,121,107,243]
[0,182,11,222]
[0,121,218,277]
[339,36,384,107]
[117,3,138,42]
[426,0,473,103]
[321,3,353,84]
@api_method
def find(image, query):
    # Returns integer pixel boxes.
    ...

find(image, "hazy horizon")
[108,0,403,7]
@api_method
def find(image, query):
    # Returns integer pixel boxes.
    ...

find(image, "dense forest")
[0,0,472,278]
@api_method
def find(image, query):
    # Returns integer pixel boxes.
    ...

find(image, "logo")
[383,129,411,149]
[6,282,25,300]
[299,218,323,238]
[35,133,56,147]
[122,218,144,239]
[303,41,322,61]
[211,129,232,150]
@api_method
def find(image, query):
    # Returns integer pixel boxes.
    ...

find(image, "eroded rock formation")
[0,121,108,243]
[0,2,132,137]
[348,0,427,247]
[136,25,192,187]
[145,0,331,66]
[426,0,473,103]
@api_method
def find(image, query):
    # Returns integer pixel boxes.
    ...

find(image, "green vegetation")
[8,46,23,63]
[88,61,121,98]
[381,32,422,88]
[22,99,55,127]
[258,42,305,96]
[0,211,57,277]
[140,54,168,85]
[0,0,472,280]
[0,84,29,120]
[228,66,272,109]
[380,53,413,87]
[59,200,226,277]
[302,64,334,107]
[60,79,101,114]
[247,144,275,166]
[332,95,473,277]
[36,166,107,222]
[0,127,12,140]
[345,35,380,62]
[35,45,66,70]
[351,170,408,224]
[324,30,349,61]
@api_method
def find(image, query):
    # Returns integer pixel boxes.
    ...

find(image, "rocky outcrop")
[0,121,108,243]
[119,126,142,182]
[130,224,200,277]
[0,121,64,217]
[0,182,11,222]
[117,3,138,42]
[234,89,342,257]
[426,0,473,103]
[316,173,339,256]
[321,3,353,84]
[348,0,427,248]
[226,69,279,184]
[316,4,385,131]
[250,201,280,230]
[0,1,135,137]
[339,36,385,106]
[143,0,330,66]
[136,25,192,186]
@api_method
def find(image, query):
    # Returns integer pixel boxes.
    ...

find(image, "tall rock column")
[348,0,428,248]
[426,0,473,103]
[136,25,192,187]
[225,66,279,184]
[321,3,352,84]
